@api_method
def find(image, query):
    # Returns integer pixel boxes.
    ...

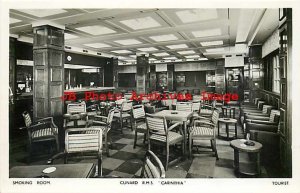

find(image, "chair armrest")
[47,152,65,164]
[245,112,269,117]
[94,115,108,120]
[192,115,211,120]
[245,116,270,121]
[246,122,278,133]
[168,122,181,131]
[248,120,277,125]
[194,120,214,127]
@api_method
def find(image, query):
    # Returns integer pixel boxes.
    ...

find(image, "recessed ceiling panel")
[16,9,67,18]
[137,47,158,52]
[111,50,132,54]
[175,9,218,23]
[114,39,142,45]
[153,52,170,57]
[192,28,222,38]
[84,43,111,48]
[76,25,116,35]
[200,40,223,46]
[149,34,178,42]
[177,50,196,55]
[119,16,161,30]
[166,44,188,49]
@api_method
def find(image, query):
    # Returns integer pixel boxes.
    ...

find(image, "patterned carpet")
[9,120,271,178]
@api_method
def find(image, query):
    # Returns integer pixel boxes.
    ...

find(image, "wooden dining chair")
[146,114,183,170]
[132,105,147,148]
[176,102,193,112]
[87,108,115,156]
[113,100,133,133]
[64,127,103,177]
[63,101,88,128]
[189,110,220,159]
[140,150,165,178]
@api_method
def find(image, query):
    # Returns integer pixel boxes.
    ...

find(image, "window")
[273,55,280,93]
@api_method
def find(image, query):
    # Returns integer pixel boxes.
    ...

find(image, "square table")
[9,163,96,178]
[154,110,193,155]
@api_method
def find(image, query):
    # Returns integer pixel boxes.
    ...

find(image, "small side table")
[230,139,262,176]
[218,118,238,140]
[222,106,236,118]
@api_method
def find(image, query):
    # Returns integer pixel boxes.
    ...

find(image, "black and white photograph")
[0,0,299,193]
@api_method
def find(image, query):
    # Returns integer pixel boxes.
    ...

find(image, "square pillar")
[136,54,149,94]
[33,25,64,121]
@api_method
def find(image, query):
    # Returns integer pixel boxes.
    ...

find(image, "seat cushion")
[136,122,147,132]
[150,131,183,144]
[86,125,109,133]
[191,126,214,138]
[31,127,57,139]
[113,112,131,119]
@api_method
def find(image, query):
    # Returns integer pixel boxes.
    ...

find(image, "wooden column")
[32,25,64,121]
[279,8,292,177]
[136,55,149,94]
[167,64,174,91]
[9,37,17,135]
[149,65,156,92]
[215,59,225,94]
[113,58,118,89]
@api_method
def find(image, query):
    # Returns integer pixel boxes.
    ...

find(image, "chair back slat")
[132,105,145,119]
[65,129,102,153]
[176,102,192,112]
[141,150,165,178]
[211,110,220,126]
[67,102,86,114]
[22,111,32,127]
[146,114,167,135]
[122,101,133,112]
[269,110,280,123]
[107,108,115,125]
[192,101,201,112]
[262,105,273,114]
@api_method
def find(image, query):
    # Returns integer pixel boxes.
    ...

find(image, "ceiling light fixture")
[114,39,142,45]
[166,44,188,49]
[149,34,178,42]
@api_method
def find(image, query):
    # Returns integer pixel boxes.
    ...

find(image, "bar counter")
[64,87,115,94]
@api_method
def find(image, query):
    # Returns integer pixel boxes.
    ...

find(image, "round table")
[230,139,263,176]
[218,118,238,140]
[221,106,236,118]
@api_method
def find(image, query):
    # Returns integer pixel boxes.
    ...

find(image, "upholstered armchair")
[21,111,59,162]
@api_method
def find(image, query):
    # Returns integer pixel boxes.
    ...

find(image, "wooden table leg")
[226,123,229,139]
[233,149,239,172]
[257,152,261,175]
[235,123,237,139]
[218,121,220,137]
[183,121,187,157]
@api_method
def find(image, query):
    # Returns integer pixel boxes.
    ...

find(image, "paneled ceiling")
[9,8,279,65]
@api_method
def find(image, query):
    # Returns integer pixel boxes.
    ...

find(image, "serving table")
[154,110,193,156]
[230,139,262,176]
[9,163,96,178]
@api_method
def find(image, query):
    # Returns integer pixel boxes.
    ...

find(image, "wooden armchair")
[87,108,115,156]
[64,127,103,177]
[189,110,219,159]
[132,105,147,148]
[21,111,59,161]
[140,150,166,178]
[63,102,88,128]
[146,114,183,170]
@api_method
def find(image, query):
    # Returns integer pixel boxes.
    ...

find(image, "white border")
[1,1,300,193]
